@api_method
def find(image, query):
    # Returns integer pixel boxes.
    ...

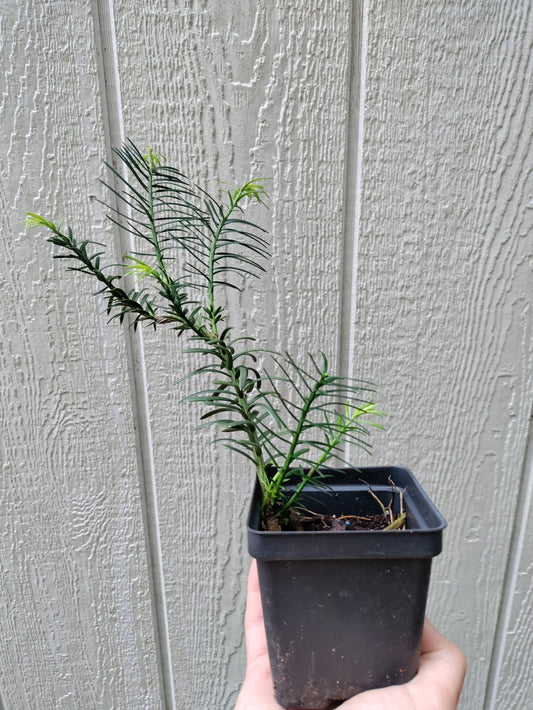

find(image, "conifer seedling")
[27,140,385,530]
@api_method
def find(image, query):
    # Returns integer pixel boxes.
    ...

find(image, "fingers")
[410,618,466,707]
[420,618,466,682]
[235,561,283,710]
[323,618,466,710]
[240,571,466,710]
[244,560,270,665]
[421,618,457,654]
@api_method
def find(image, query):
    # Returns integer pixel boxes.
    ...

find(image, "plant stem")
[277,407,364,514]
[205,190,250,337]
[262,373,327,512]
[212,339,270,497]
[140,165,270,492]
[147,167,166,275]
[206,215,226,337]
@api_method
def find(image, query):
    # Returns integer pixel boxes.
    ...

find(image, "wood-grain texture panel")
[0,2,162,707]
[113,0,356,705]
[2,1,532,708]
[353,3,533,708]
[487,418,533,710]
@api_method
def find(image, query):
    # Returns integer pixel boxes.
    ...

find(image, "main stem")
[206,192,245,337]
[278,408,359,514]
[263,373,327,512]
[213,340,269,497]
[202,189,270,494]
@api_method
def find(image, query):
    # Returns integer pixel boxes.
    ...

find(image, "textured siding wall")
[0,1,162,707]
[0,1,531,709]
[355,3,533,709]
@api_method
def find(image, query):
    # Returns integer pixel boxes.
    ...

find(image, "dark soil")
[263,509,396,532]
[262,479,407,532]
[292,511,392,531]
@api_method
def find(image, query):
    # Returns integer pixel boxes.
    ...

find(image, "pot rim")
[247,466,446,560]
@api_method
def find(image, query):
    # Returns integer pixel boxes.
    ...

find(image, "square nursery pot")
[247,466,446,710]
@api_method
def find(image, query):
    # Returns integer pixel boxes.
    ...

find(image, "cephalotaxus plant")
[27,140,384,530]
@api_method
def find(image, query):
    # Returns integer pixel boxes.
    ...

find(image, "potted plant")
[27,140,446,710]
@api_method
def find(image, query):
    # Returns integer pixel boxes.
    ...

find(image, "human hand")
[235,561,466,710]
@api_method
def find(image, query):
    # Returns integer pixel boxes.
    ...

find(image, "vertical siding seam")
[338,0,369,456]
[91,1,176,708]
[482,411,533,710]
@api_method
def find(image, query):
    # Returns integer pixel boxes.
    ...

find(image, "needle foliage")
[27,140,383,525]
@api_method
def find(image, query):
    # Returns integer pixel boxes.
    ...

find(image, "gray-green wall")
[1,1,531,708]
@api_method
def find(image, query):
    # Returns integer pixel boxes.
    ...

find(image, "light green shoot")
[123,255,159,279]
[25,213,58,232]
[143,147,165,169]
[277,403,385,515]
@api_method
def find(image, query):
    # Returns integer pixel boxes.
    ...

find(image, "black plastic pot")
[247,466,446,710]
